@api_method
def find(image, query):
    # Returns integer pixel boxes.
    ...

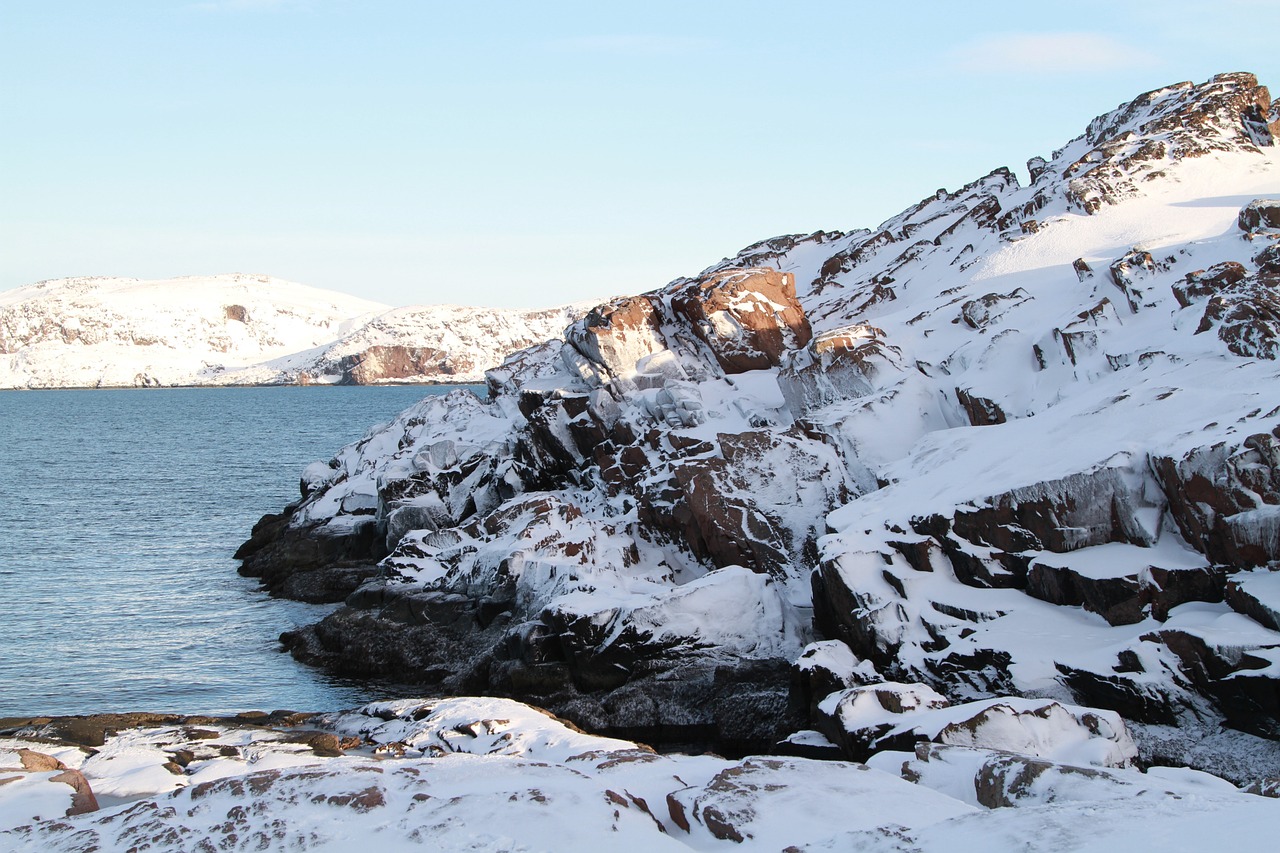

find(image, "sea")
[0,384,483,718]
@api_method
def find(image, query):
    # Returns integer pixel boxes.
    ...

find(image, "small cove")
[0,385,480,717]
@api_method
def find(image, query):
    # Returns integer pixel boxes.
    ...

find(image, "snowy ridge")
[238,73,1280,783]
[0,275,591,388]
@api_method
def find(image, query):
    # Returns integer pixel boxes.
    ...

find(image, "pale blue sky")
[3,1,1278,307]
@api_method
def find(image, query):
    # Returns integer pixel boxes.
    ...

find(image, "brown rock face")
[670,268,811,373]
[1066,73,1277,213]
[1173,261,1248,307]
[1238,199,1280,232]
[50,768,100,815]
[564,295,666,378]
[1153,429,1280,566]
[1195,279,1280,360]
[340,345,460,384]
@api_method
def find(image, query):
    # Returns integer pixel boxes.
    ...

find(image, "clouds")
[946,32,1162,75]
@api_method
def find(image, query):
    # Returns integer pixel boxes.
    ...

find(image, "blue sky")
[3,1,1278,307]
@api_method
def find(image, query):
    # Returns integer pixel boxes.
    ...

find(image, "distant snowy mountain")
[0,274,589,389]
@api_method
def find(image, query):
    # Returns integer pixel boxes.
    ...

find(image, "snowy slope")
[0,275,592,388]
[241,73,1280,781]
[4,697,1279,852]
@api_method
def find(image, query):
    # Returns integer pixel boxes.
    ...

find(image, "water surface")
[0,385,480,717]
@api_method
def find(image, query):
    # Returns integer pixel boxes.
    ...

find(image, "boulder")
[1173,261,1248,307]
[1238,199,1280,232]
[1153,429,1280,565]
[669,267,811,373]
[1195,278,1280,359]
[777,324,903,414]
[563,295,666,379]
[816,684,1137,767]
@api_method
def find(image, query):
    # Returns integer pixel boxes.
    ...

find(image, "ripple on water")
[0,385,481,717]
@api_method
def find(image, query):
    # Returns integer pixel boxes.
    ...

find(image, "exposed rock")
[669,267,811,373]
[237,72,1280,765]
[1153,430,1280,566]
[1239,198,1280,232]
[1173,261,1249,307]
[1026,560,1224,626]
[1109,249,1162,312]
[1225,571,1280,631]
[958,289,1030,328]
[777,325,902,414]
[955,387,1006,426]
[1196,278,1280,360]
[816,683,1137,767]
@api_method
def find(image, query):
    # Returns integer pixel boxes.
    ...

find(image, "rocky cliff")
[241,73,1280,774]
[0,274,588,388]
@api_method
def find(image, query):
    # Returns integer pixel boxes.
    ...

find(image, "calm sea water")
[0,385,481,718]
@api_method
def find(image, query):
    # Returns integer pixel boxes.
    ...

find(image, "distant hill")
[0,273,590,388]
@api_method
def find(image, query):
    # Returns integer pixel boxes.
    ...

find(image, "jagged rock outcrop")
[241,73,1280,768]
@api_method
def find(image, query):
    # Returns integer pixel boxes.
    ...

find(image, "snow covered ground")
[2,696,1277,852]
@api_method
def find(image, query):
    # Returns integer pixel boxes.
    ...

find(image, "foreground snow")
[1,696,1276,852]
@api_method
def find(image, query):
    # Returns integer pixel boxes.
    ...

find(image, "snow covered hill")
[237,72,1280,785]
[0,274,589,388]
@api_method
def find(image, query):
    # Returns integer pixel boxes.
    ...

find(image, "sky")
[2,1,1279,309]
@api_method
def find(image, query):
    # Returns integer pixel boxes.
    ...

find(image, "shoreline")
[0,381,487,392]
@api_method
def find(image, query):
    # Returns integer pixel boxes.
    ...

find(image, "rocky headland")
[8,72,1280,850]
[236,72,1280,781]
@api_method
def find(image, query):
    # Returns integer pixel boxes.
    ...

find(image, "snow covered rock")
[241,72,1280,764]
[815,684,1137,767]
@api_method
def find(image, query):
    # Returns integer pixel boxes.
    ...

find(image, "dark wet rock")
[1225,571,1280,630]
[37,713,185,748]
[1056,664,1183,726]
[237,507,386,602]
[1026,561,1224,626]
[1153,429,1280,566]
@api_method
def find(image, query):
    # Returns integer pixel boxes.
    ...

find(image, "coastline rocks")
[0,749,98,821]
[236,508,384,603]
[240,73,1280,765]
[815,683,1137,767]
